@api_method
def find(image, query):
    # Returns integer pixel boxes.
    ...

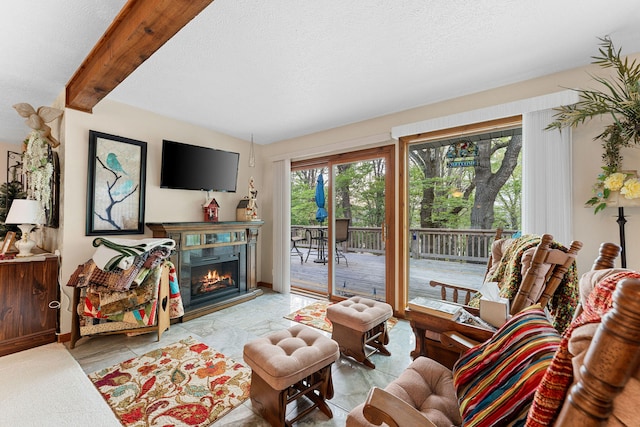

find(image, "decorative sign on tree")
[446,140,478,168]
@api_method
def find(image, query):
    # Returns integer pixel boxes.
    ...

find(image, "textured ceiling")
[1,1,128,145]
[3,1,640,146]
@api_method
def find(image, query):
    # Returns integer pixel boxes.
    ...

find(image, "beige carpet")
[0,343,120,427]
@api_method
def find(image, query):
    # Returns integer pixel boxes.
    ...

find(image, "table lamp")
[4,199,44,257]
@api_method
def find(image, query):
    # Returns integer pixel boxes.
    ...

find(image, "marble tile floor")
[67,287,416,426]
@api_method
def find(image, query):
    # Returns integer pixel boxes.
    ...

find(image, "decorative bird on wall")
[12,103,63,148]
[106,152,128,175]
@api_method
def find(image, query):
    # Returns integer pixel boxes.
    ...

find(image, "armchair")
[349,243,638,427]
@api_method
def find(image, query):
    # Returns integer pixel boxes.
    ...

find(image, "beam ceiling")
[65,0,213,113]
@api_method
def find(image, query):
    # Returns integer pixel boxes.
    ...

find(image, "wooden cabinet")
[0,255,59,357]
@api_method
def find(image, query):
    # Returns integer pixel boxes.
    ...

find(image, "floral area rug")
[88,336,250,427]
[284,300,398,333]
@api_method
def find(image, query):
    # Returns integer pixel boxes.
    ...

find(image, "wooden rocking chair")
[430,232,583,316]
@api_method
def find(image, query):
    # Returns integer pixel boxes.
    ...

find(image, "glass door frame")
[398,115,522,315]
[292,145,396,307]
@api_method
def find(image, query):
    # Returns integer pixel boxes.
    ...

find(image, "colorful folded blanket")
[92,237,175,272]
[79,261,184,327]
[454,304,560,426]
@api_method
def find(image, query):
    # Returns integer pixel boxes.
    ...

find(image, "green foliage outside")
[408,134,521,230]
[291,134,521,231]
[291,172,319,226]
[291,159,386,228]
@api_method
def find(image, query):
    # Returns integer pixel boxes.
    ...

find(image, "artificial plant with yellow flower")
[546,37,640,213]
[589,169,640,213]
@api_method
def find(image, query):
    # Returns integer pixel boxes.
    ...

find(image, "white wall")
[0,141,15,184]
[58,99,260,334]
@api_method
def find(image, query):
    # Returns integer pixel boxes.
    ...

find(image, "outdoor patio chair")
[334,218,350,266]
[290,230,305,264]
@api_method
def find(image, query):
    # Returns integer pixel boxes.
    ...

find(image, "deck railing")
[291,226,515,264]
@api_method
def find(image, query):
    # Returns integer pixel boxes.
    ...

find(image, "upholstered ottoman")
[243,324,340,427]
[326,296,392,368]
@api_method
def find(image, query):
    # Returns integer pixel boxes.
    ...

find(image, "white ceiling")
[3,1,640,146]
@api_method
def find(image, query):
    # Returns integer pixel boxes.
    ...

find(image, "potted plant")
[547,37,640,213]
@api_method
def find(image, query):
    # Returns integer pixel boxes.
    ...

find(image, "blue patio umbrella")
[315,174,328,223]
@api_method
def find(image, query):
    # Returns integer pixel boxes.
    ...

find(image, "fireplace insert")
[180,245,247,312]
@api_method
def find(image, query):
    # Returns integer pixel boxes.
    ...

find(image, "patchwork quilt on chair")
[67,238,184,334]
[470,234,579,333]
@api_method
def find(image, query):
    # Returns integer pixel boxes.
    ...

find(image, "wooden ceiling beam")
[65,0,213,113]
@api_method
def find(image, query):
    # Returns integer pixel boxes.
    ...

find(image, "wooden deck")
[290,250,486,302]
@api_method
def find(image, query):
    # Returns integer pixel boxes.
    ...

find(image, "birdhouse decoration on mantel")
[203,197,219,222]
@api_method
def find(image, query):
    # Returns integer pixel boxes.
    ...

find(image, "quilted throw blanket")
[80,261,184,326]
[471,234,579,333]
[67,236,184,331]
[68,238,175,292]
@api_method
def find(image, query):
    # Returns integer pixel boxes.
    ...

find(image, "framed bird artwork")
[86,130,147,235]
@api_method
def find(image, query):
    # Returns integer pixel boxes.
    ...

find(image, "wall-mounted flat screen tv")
[160,139,239,192]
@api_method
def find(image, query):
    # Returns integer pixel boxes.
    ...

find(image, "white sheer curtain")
[271,159,291,293]
[522,109,572,244]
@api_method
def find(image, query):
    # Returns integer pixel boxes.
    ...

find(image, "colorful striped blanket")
[453,304,560,426]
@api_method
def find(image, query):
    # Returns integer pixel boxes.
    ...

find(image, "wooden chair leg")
[250,365,336,427]
[250,372,287,427]
[367,322,391,356]
[69,287,81,349]
[332,321,391,369]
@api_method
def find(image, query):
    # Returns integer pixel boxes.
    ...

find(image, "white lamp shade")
[5,199,44,225]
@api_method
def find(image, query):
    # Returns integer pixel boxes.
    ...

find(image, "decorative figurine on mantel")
[247,176,260,220]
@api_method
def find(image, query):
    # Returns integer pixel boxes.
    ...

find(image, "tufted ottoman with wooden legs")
[326,296,392,369]
[243,324,340,427]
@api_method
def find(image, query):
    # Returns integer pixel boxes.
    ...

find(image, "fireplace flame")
[205,269,231,282]
[198,269,235,293]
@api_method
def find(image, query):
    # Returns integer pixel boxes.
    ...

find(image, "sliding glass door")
[291,146,395,305]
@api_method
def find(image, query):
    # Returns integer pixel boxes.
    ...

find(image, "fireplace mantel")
[146,221,264,320]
